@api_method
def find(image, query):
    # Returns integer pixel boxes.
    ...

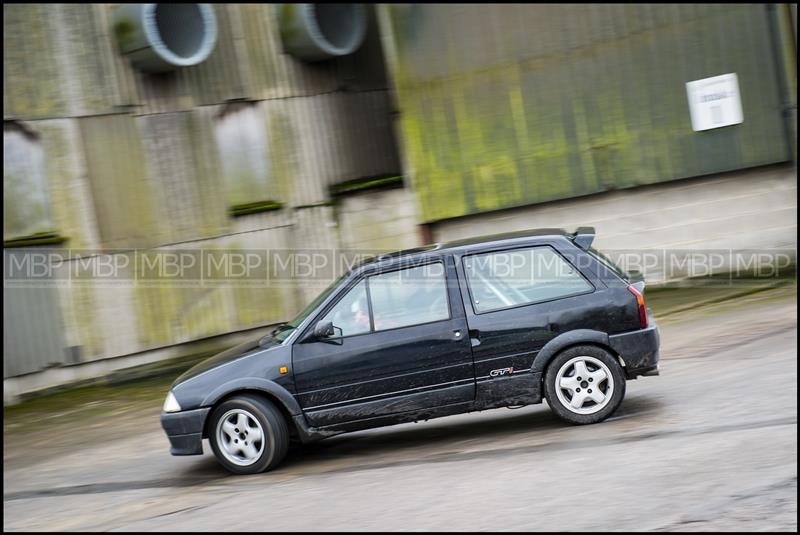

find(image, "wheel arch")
[200,379,302,440]
[531,330,625,378]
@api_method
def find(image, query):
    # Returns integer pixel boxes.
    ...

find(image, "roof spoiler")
[571,227,596,250]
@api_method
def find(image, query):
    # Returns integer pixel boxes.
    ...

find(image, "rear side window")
[463,246,593,313]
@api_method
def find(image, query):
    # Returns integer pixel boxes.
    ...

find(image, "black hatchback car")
[161,228,660,474]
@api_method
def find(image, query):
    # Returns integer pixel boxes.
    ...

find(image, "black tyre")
[544,345,626,425]
[208,394,290,475]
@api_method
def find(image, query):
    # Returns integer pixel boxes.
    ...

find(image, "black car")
[161,227,660,474]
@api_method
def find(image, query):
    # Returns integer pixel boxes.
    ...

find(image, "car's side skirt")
[301,373,544,436]
[313,400,476,434]
[474,370,542,410]
[303,382,475,428]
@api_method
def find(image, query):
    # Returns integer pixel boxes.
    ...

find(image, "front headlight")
[163,391,182,413]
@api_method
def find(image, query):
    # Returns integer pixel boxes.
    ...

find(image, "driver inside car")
[351,299,370,331]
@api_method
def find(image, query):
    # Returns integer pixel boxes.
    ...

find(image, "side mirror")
[314,320,335,339]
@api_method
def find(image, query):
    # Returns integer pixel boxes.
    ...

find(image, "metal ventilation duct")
[278,4,367,62]
[112,4,217,73]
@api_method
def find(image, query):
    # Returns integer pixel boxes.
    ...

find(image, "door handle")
[453,329,463,340]
[469,329,481,347]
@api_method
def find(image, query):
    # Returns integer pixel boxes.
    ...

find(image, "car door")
[456,243,600,381]
[292,256,475,428]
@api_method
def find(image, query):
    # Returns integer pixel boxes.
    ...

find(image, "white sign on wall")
[686,73,744,132]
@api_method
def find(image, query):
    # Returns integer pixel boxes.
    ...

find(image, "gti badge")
[489,367,514,377]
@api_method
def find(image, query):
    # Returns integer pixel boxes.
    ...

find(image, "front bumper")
[160,407,210,456]
[608,322,661,379]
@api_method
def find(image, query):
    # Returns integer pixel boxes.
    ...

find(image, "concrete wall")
[3,4,403,390]
[3,186,423,403]
[432,164,797,283]
[4,4,797,402]
[337,187,421,251]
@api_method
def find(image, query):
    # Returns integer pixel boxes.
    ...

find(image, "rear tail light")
[627,285,648,329]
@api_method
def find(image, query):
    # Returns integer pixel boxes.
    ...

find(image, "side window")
[463,246,592,313]
[320,280,370,337]
[369,263,449,331]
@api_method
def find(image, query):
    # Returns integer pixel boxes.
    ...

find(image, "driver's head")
[351,299,369,326]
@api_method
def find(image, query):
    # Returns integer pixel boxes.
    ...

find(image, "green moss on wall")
[229,200,285,217]
[66,284,102,360]
[80,115,161,248]
[3,231,67,248]
[384,4,792,223]
[112,18,137,51]
[330,175,404,197]
[266,108,299,204]
[277,4,299,46]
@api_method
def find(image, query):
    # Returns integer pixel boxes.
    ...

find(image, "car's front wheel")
[208,394,289,475]
[544,345,626,425]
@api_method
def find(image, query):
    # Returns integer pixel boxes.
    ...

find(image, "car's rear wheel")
[208,394,289,474]
[544,345,625,425]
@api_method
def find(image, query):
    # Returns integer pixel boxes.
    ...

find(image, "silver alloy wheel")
[215,408,266,466]
[554,356,615,415]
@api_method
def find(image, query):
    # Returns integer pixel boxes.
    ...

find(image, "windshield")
[270,272,350,343]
